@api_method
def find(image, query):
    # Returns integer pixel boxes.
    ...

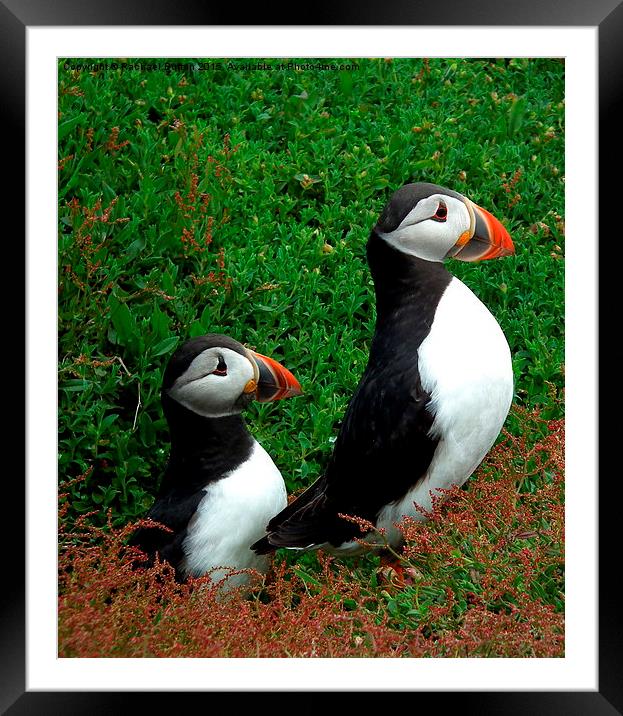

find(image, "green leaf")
[508,96,527,136]
[386,599,399,615]
[100,413,119,430]
[161,271,176,295]
[410,159,436,171]
[139,413,156,447]
[58,115,84,141]
[59,379,91,392]
[189,321,205,338]
[339,71,354,97]
[292,568,322,587]
[108,294,137,348]
[150,303,169,341]
[388,133,402,155]
[126,236,146,261]
[200,303,216,329]
[150,336,178,357]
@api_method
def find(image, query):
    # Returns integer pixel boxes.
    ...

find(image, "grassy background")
[58,56,564,531]
[58,57,565,656]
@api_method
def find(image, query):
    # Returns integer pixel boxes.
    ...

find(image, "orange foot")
[377,552,420,589]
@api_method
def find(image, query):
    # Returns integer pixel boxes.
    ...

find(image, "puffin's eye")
[432,201,447,222]
[212,356,228,376]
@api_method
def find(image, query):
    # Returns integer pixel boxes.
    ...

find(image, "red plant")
[172,133,234,290]
[58,154,75,171]
[58,409,564,658]
[105,126,130,153]
[501,169,522,208]
[61,196,129,295]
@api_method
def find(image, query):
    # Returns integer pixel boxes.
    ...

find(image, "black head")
[162,333,302,419]
[162,334,248,392]
[372,182,514,263]
[375,182,465,235]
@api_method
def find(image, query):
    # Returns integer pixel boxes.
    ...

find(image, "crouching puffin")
[252,182,514,555]
[130,333,302,589]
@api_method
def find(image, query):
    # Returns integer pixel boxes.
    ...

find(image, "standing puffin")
[252,182,514,555]
[130,333,302,589]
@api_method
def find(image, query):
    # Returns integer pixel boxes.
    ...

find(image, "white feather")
[378,195,471,262]
[375,276,513,545]
[169,347,254,418]
[180,440,287,589]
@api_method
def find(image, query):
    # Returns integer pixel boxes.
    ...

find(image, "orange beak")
[449,201,515,262]
[248,351,303,402]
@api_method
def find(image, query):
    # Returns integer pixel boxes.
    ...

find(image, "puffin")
[129,333,302,589]
[252,182,515,555]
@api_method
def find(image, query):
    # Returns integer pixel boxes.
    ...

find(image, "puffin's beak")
[246,351,303,402]
[450,201,515,262]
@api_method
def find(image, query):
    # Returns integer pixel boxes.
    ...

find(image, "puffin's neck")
[161,394,254,485]
[367,231,452,321]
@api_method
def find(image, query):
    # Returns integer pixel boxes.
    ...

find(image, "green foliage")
[58,57,564,535]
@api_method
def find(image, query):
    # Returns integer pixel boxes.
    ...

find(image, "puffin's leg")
[377,549,413,588]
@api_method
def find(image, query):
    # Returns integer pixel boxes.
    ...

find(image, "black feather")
[130,336,254,578]
[129,410,254,578]
[252,232,452,553]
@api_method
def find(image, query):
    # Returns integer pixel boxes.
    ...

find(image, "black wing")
[251,474,330,553]
[128,477,207,576]
[253,355,439,552]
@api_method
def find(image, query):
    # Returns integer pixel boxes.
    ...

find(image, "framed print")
[8,0,619,711]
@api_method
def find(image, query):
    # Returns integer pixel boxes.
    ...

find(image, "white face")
[376,194,473,262]
[168,347,257,418]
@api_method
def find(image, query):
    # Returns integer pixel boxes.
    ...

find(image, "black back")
[253,231,452,552]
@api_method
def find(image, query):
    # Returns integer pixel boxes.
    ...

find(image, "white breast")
[376,276,513,544]
[180,440,287,589]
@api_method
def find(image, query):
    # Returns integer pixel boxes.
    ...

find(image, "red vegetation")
[61,197,129,294]
[58,408,564,658]
[104,126,130,153]
[501,169,523,209]
[173,133,233,290]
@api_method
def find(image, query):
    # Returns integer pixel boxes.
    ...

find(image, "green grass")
[58,57,564,542]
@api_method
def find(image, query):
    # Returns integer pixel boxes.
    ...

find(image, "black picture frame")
[8,0,618,712]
